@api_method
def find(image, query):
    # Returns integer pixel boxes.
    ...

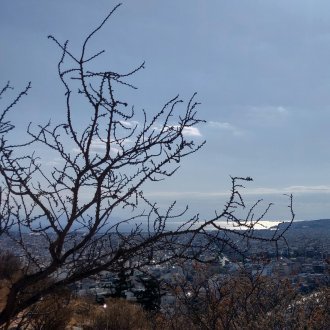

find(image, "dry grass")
[68,297,151,330]
[0,280,9,311]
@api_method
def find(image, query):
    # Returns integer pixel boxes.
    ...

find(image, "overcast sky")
[2,0,330,222]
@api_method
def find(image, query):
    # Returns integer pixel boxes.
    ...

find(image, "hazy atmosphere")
[2,0,330,221]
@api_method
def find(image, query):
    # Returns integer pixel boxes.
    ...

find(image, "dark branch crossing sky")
[2,0,330,221]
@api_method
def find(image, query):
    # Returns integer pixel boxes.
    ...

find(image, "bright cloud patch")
[241,185,330,195]
[182,126,202,137]
[119,120,139,127]
[208,121,242,136]
[153,125,202,137]
[72,138,130,155]
[285,185,330,193]
[91,139,106,150]
[276,106,288,114]
[247,105,289,123]
[250,105,289,115]
[45,158,63,166]
[144,185,330,199]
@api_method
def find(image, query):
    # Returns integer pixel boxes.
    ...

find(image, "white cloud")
[45,158,63,166]
[152,125,202,137]
[229,185,330,195]
[144,185,330,199]
[284,185,330,193]
[144,191,229,199]
[119,120,139,127]
[91,139,106,150]
[276,106,288,114]
[208,121,243,136]
[182,126,202,137]
[247,105,289,124]
[72,138,127,155]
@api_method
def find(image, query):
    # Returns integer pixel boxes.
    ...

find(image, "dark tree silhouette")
[0,4,294,327]
[111,267,132,299]
[0,81,30,236]
[135,275,163,312]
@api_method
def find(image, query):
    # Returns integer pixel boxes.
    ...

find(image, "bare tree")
[0,4,294,327]
[0,81,30,236]
[163,265,293,330]
[167,266,329,330]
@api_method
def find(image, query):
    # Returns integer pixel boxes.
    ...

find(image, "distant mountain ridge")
[278,218,330,231]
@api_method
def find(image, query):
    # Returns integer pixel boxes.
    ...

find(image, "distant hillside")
[279,218,330,231]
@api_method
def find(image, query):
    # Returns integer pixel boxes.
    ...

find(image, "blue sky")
[1,0,330,221]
